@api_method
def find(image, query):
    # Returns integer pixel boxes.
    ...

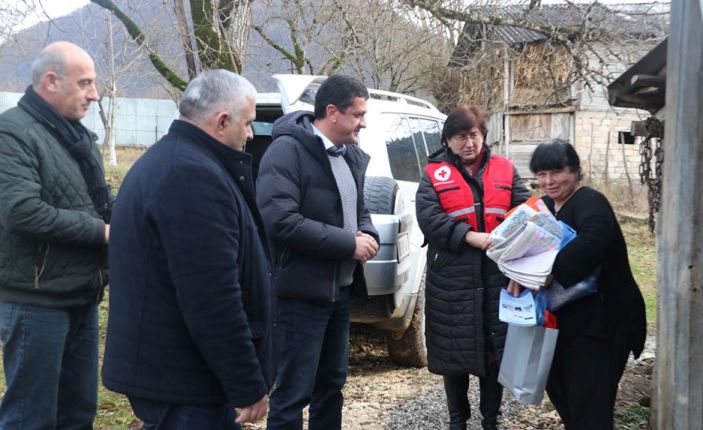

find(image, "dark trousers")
[267,288,351,430]
[128,397,240,430]
[546,326,630,430]
[443,361,503,430]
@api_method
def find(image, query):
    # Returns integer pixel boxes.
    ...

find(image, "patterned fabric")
[328,154,357,232]
[328,153,357,288]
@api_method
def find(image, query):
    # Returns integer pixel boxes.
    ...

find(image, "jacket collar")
[169,120,252,174]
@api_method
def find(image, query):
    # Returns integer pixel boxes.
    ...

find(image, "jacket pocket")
[428,247,463,273]
[492,181,513,206]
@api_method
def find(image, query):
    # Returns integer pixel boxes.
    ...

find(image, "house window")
[618,131,636,145]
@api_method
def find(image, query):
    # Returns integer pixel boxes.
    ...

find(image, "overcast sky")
[5,0,89,31]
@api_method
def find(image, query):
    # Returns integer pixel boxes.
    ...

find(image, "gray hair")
[31,49,67,86]
[179,70,256,122]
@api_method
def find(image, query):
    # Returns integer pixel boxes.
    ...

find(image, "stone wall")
[573,109,650,182]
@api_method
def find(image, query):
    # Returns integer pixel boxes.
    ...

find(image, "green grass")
[615,403,650,429]
[103,147,147,193]
[621,220,657,332]
[95,297,139,428]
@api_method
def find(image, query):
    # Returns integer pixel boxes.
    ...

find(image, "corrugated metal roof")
[450,2,670,66]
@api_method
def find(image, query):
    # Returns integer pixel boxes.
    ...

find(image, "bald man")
[0,41,111,428]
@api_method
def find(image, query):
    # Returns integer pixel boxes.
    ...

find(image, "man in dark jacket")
[0,41,110,429]
[257,75,379,430]
[103,70,273,429]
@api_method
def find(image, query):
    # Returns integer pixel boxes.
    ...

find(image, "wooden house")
[445,3,669,180]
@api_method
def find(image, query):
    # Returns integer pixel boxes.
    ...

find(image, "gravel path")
[383,336,655,429]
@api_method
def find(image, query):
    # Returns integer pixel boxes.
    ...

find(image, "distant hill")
[0,1,306,98]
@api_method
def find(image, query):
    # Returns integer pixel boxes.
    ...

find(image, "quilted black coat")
[416,147,530,377]
[0,103,108,307]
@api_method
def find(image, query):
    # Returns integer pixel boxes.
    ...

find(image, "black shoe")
[481,417,498,430]
[449,421,467,430]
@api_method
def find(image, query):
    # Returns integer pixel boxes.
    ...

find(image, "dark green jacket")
[0,103,108,307]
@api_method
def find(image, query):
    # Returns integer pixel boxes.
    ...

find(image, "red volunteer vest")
[425,156,514,233]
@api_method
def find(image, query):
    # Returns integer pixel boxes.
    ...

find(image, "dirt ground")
[242,325,654,430]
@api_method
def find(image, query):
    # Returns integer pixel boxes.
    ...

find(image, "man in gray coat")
[0,41,110,428]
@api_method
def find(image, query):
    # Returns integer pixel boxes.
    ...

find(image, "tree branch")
[89,0,188,90]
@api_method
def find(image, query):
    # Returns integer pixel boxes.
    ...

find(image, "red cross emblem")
[434,166,452,182]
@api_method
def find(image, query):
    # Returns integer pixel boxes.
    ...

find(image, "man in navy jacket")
[257,75,379,429]
[103,70,273,429]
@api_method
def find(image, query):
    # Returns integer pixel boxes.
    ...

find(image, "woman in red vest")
[416,106,530,430]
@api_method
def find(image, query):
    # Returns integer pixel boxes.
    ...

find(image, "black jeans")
[267,288,351,430]
[443,362,503,430]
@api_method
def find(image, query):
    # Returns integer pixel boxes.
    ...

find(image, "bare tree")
[251,0,452,94]
[90,0,254,91]
[0,0,32,45]
[251,0,341,75]
[406,0,668,110]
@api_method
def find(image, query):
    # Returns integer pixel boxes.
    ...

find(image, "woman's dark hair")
[314,74,369,119]
[529,139,583,179]
[441,105,488,146]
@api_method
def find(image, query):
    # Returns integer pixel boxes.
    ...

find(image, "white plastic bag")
[498,324,558,405]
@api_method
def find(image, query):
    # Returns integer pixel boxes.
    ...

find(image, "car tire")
[363,175,427,367]
[364,176,398,214]
[385,270,427,367]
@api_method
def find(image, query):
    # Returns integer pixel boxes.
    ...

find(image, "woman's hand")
[507,279,524,297]
[465,231,491,251]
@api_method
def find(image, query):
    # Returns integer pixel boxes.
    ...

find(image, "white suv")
[248,75,446,367]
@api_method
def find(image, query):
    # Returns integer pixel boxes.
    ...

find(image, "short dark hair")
[529,139,583,179]
[441,105,488,146]
[314,74,369,119]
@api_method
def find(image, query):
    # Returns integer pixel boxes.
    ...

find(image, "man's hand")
[465,231,491,251]
[235,395,268,424]
[104,224,110,244]
[354,231,379,263]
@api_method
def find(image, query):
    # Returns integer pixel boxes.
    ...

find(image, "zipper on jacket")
[34,244,50,288]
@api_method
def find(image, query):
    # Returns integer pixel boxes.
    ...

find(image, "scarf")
[19,86,112,223]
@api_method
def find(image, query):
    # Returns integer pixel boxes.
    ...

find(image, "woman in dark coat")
[416,106,530,430]
[509,139,646,429]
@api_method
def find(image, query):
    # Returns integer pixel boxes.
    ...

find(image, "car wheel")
[385,271,427,367]
[363,176,397,214]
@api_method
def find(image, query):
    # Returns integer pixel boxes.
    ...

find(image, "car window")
[252,121,274,136]
[421,119,443,155]
[409,118,428,170]
[410,117,444,171]
[380,113,421,182]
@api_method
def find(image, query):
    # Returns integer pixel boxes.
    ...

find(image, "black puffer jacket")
[416,147,530,377]
[0,103,107,308]
[256,111,379,302]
